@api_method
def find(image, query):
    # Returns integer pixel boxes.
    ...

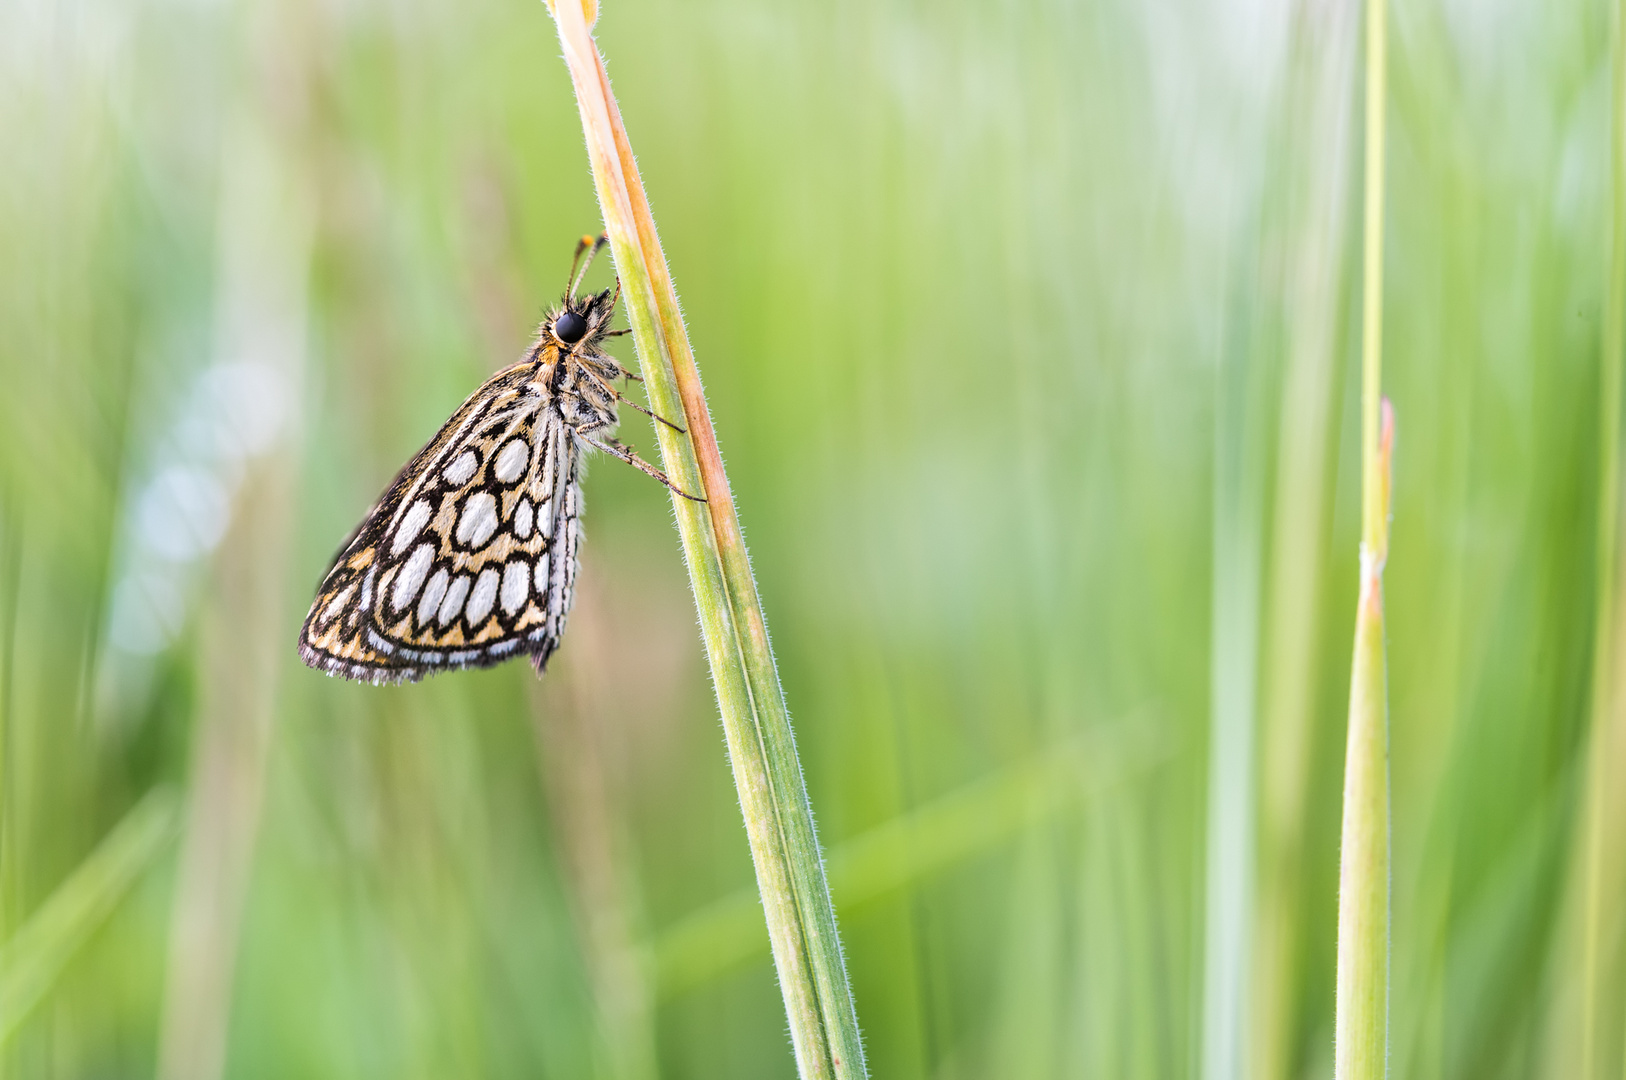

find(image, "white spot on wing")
[501,562,529,615]
[466,568,499,625]
[456,491,499,547]
[494,440,529,483]
[418,568,449,627]
[321,583,356,625]
[534,553,550,595]
[391,544,435,611]
[437,575,470,626]
[391,499,432,556]
[539,500,554,538]
[444,450,478,485]
[514,498,533,539]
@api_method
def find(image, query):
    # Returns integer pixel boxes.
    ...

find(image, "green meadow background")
[1,0,1622,1077]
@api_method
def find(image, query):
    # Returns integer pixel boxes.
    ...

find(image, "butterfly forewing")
[300,359,582,684]
[299,257,688,686]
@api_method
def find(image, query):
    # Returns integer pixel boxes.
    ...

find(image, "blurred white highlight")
[99,115,309,689]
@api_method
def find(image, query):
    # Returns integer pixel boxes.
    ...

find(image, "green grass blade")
[1334,482,1391,1080]
[1334,0,1391,1073]
[0,788,179,1047]
[1564,0,1626,1075]
[544,4,867,1076]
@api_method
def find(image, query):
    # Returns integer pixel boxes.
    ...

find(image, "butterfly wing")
[300,361,584,683]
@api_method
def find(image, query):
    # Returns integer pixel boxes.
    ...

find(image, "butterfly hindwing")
[296,252,681,685]
[300,361,582,684]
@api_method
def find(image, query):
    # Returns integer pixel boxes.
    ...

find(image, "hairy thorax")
[544,352,622,433]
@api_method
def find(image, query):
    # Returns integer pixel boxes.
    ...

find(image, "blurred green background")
[1,0,1622,1077]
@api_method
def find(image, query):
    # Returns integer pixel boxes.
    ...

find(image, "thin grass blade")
[1334,0,1392,1072]
[543,3,867,1076]
[0,788,179,1047]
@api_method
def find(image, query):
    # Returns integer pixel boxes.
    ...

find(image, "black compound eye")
[553,311,588,345]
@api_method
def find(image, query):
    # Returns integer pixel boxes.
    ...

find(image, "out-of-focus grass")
[0,0,1618,1079]
[0,788,178,1049]
[655,719,1167,999]
[1334,0,1392,1071]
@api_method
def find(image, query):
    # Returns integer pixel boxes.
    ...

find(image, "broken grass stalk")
[543,3,868,1078]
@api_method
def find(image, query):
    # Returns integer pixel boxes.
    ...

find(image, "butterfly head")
[543,286,617,353]
[543,232,619,355]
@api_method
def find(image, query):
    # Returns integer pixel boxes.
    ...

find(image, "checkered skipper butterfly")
[299,235,700,684]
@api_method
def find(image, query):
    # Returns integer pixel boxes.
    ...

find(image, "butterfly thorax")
[538,348,621,434]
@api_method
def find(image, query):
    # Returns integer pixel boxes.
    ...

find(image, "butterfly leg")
[617,388,687,434]
[579,366,687,434]
[574,430,706,502]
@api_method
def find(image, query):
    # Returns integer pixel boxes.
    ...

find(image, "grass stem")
[544,4,867,1076]
[1334,0,1391,1074]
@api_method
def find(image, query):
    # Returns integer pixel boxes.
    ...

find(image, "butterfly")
[299,234,701,685]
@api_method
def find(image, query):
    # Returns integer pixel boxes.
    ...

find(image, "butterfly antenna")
[566,235,593,298]
[568,232,609,299]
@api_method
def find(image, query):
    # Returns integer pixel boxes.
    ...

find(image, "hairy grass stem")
[1333,0,1391,1074]
[543,3,867,1076]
